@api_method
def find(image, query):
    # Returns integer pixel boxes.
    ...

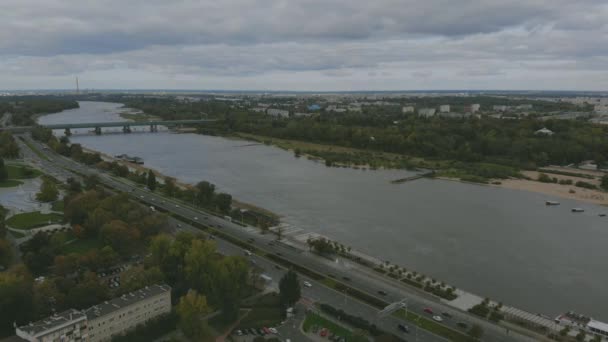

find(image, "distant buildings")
[307,104,321,111]
[594,105,608,114]
[266,108,290,118]
[293,112,313,117]
[516,104,533,110]
[15,285,171,342]
[418,108,436,117]
[534,127,554,136]
[464,104,480,113]
[439,105,450,113]
[402,106,415,113]
[493,105,509,112]
[252,107,266,113]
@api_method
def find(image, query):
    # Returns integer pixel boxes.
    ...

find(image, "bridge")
[1,119,217,135]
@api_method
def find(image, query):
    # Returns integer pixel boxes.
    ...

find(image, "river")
[39,101,608,320]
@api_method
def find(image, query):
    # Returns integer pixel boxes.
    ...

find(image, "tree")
[278,269,301,308]
[195,181,215,205]
[602,174,608,191]
[468,324,484,339]
[176,290,212,340]
[214,193,232,213]
[0,158,7,181]
[100,220,140,255]
[576,330,586,342]
[0,266,34,335]
[36,176,59,202]
[0,239,13,268]
[163,177,177,197]
[147,170,156,191]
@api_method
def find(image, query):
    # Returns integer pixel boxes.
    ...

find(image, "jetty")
[390,170,435,184]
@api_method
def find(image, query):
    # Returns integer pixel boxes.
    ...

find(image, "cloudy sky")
[1,0,607,91]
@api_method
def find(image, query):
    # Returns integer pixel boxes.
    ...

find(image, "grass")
[51,200,64,212]
[302,312,353,339]
[237,293,283,329]
[6,164,41,179]
[0,180,23,188]
[6,211,64,230]
[60,238,106,254]
[9,230,27,238]
[119,112,160,122]
[393,309,474,342]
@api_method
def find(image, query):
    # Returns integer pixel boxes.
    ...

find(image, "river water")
[39,101,608,320]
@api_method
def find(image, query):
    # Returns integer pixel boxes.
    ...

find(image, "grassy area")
[6,211,64,230]
[302,312,353,339]
[237,293,283,329]
[6,164,41,179]
[60,238,106,254]
[0,180,23,188]
[9,230,27,238]
[119,112,160,122]
[51,200,64,212]
[393,309,474,342]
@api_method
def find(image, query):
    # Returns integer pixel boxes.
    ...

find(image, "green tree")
[176,290,212,340]
[0,158,7,181]
[576,330,586,341]
[0,265,34,336]
[195,181,215,205]
[100,220,140,255]
[147,170,156,191]
[468,324,484,339]
[601,174,608,191]
[163,177,177,197]
[36,176,59,202]
[214,193,232,213]
[0,239,13,268]
[278,269,301,308]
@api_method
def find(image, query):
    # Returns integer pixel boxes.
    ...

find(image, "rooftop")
[17,309,86,337]
[85,284,170,320]
[588,320,608,332]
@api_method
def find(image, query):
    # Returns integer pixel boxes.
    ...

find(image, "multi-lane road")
[17,134,534,342]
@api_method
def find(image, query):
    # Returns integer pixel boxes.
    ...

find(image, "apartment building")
[439,104,450,113]
[418,108,436,117]
[15,285,171,342]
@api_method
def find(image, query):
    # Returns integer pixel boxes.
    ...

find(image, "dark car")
[398,324,410,333]
[377,290,387,296]
[457,322,468,329]
[342,276,351,281]
[442,312,452,318]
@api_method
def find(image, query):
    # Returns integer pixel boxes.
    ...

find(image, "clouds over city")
[0,0,607,90]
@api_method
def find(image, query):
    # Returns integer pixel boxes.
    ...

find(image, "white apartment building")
[439,105,450,113]
[16,310,88,342]
[493,105,509,112]
[402,106,415,113]
[15,285,171,342]
[418,108,436,117]
[471,104,480,112]
[266,108,289,118]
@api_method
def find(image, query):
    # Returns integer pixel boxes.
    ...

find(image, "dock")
[390,170,435,184]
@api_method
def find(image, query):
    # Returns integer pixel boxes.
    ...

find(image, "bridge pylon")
[122,125,131,133]
[64,128,72,136]
[94,127,102,135]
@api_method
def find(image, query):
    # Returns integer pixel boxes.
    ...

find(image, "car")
[194,217,198,220]
[432,315,443,322]
[269,327,277,334]
[240,329,248,335]
[236,330,242,336]
[263,327,271,334]
[342,276,351,281]
[398,324,410,333]
[442,312,452,318]
[258,328,266,335]
[377,290,387,296]
[177,224,182,228]
[140,195,144,199]
[457,322,468,329]
[320,328,328,337]
[423,307,434,314]
[175,204,179,208]
[274,265,281,270]
[303,281,312,288]
[244,250,252,256]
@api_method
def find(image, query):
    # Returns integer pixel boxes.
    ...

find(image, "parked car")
[442,312,452,318]
[423,307,434,314]
[377,290,387,296]
[398,324,410,333]
[320,328,328,337]
[457,322,468,329]
[432,315,443,322]
[269,327,277,334]
[236,330,242,336]
[303,281,312,288]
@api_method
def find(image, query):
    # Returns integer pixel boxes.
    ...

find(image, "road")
[17,134,534,342]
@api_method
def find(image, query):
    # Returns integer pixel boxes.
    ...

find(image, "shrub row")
[319,303,381,336]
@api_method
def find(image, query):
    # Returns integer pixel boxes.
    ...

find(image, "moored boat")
[545,201,560,206]
[571,208,585,213]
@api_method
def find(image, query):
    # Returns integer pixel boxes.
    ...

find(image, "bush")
[575,181,597,190]
[319,303,381,336]
[468,303,490,318]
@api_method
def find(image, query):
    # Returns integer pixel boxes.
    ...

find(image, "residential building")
[594,105,608,114]
[587,320,608,339]
[402,106,415,113]
[15,285,171,342]
[439,105,450,113]
[516,104,533,110]
[471,104,480,112]
[251,107,266,113]
[293,112,313,117]
[266,108,289,118]
[493,105,509,112]
[418,108,436,117]
[307,104,321,111]
[16,309,88,342]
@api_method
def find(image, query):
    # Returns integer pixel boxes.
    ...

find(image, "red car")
[263,327,271,334]
[320,328,328,337]
[424,307,434,314]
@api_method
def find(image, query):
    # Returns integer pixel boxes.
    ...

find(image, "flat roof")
[588,320,608,332]
[85,284,170,320]
[17,309,86,337]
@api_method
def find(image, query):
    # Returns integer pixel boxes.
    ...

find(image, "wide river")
[39,101,608,320]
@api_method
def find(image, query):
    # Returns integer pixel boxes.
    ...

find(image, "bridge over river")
[1,119,217,135]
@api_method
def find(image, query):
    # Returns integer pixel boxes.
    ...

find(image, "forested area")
[0,96,79,126]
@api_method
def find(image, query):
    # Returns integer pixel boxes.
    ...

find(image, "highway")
[17,134,534,342]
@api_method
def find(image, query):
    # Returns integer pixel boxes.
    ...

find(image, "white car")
[194,217,198,220]
[432,315,443,322]
[175,204,179,208]
[269,327,277,334]
[303,281,312,288]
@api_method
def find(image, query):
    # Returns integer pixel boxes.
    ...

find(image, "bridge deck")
[41,119,216,129]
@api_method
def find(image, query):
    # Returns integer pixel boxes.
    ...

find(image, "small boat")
[599,214,606,217]
[571,208,585,213]
[545,201,560,206]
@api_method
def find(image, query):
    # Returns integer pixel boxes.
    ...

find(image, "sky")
[1,0,607,91]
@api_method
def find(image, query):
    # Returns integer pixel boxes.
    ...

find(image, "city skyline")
[1,0,607,91]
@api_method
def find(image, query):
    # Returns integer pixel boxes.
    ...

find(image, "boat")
[599,214,606,217]
[571,208,585,213]
[545,201,560,206]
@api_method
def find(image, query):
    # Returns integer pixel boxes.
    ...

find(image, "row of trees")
[2,97,78,126]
